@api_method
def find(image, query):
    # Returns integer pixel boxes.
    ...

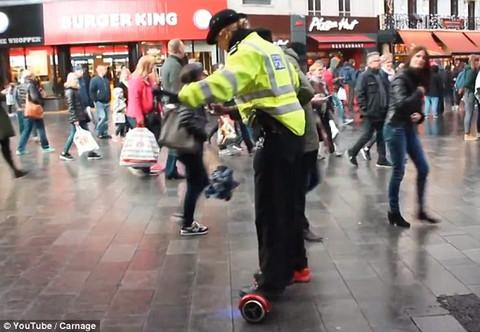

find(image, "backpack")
[455,69,466,91]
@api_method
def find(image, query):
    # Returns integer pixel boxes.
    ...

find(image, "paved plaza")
[1,111,480,332]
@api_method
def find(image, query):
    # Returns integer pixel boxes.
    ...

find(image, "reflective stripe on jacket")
[178,32,305,136]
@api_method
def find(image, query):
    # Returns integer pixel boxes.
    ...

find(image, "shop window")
[242,0,271,4]
[308,0,321,15]
[339,0,350,17]
[451,0,458,16]
[9,46,59,97]
[70,44,129,82]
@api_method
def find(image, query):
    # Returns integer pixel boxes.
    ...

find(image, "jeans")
[464,90,476,134]
[165,154,179,177]
[95,102,110,136]
[17,118,50,152]
[384,124,429,214]
[17,110,25,135]
[332,94,345,123]
[236,120,254,153]
[177,151,209,228]
[63,121,89,153]
[424,96,439,117]
[349,118,387,162]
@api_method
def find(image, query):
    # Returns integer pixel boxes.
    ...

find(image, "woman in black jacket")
[384,46,439,227]
[60,73,101,161]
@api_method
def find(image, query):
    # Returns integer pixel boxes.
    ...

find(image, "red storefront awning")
[308,34,376,49]
[464,32,480,49]
[433,31,479,54]
[398,30,448,56]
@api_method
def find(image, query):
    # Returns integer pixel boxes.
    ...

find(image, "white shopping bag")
[115,112,126,124]
[120,127,159,167]
[73,126,100,156]
[329,120,339,140]
[337,87,347,101]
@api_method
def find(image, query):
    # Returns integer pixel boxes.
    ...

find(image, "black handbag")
[158,105,196,153]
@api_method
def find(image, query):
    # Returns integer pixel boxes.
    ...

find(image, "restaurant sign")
[307,16,378,34]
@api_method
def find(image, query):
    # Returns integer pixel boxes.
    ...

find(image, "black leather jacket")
[355,68,389,121]
[65,87,88,123]
[386,68,425,127]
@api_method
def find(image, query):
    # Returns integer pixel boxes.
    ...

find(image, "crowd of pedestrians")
[3,6,478,314]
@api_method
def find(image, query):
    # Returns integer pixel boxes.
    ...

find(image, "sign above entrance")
[43,0,227,45]
[309,17,359,32]
[307,16,378,34]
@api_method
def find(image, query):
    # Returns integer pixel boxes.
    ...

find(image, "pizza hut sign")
[309,17,359,32]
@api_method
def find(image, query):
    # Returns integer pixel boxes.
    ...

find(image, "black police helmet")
[206,9,240,45]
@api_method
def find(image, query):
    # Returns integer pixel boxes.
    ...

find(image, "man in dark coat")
[347,52,391,168]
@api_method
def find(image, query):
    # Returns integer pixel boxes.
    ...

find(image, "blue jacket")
[339,64,357,84]
[89,75,111,103]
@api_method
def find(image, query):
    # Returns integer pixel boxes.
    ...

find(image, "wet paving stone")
[0,112,480,330]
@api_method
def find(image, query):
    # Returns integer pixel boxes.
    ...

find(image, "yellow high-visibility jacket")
[178,32,305,136]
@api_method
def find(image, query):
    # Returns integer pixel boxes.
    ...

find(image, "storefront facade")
[43,0,226,80]
[0,3,49,86]
[0,0,226,93]
[306,16,379,67]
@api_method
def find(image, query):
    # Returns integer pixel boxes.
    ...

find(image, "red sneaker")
[293,268,311,283]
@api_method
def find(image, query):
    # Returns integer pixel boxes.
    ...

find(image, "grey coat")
[161,55,184,94]
[284,48,320,153]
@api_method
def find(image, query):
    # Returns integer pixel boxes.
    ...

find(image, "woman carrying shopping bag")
[126,55,162,176]
[60,72,102,161]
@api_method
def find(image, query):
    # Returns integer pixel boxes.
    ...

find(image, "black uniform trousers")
[253,123,306,291]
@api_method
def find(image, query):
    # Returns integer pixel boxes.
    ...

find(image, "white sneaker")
[231,145,242,152]
[180,221,208,236]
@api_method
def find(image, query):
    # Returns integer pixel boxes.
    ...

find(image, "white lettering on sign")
[61,12,178,30]
[330,43,364,49]
[309,17,359,32]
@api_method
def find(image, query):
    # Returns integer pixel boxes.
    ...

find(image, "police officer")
[178,9,307,297]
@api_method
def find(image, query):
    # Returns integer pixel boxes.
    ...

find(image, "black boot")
[14,169,28,178]
[417,211,440,224]
[388,212,410,228]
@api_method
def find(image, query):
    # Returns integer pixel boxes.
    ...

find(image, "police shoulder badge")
[271,54,286,70]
